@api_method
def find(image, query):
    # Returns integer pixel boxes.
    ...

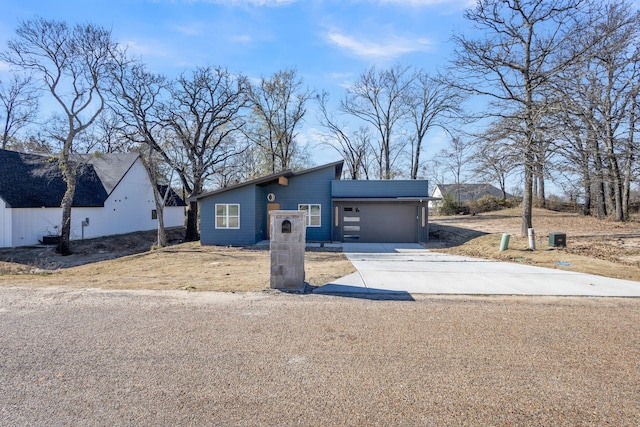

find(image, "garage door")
[340,203,418,243]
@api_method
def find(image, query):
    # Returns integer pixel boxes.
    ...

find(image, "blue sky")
[0,0,475,165]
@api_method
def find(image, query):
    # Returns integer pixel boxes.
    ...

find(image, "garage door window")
[343,206,360,239]
[299,204,321,227]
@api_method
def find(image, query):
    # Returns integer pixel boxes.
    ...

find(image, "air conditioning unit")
[549,232,566,247]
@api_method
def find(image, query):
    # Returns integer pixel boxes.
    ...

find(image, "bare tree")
[161,66,249,241]
[316,90,370,179]
[91,110,133,153]
[585,2,640,220]
[246,68,313,174]
[548,0,640,219]
[109,56,174,247]
[7,133,53,154]
[341,64,415,179]
[451,0,596,236]
[2,18,117,254]
[0,74,39,149]
[474,120,521,199]
[438,136,477,202]
[407,70,463,179]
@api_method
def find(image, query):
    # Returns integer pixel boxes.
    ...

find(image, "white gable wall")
[2,158,184,247]
[429,187,444,208]
[85,158,157,238]
[71,158,184,240]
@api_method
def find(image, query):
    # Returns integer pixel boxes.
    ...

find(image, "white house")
[429,183,513,209]
[0,149,185,247]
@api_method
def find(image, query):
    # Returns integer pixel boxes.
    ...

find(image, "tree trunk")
[140,153,168,247]
[384,138,391,179]
[622,92,637,220]
[534,158,546,208]
[185,200,199,242]
[521,150,534,237]
[151,184,168,247]
[411,137,422,180]
[604,145,624,221]
[156,204,168,247]
[57,156,76,255]
[622,150,633,221]
[538,173,546,208]
[593,149,607,218]
[582,171,592,216]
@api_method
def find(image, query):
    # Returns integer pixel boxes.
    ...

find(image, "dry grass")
[0,241,356,292]
[2,209,638,291]
[430,208,640,282]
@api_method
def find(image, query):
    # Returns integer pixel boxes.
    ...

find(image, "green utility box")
[549,232,567,247]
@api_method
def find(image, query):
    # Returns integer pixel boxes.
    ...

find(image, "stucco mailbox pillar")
[270,210,305,291]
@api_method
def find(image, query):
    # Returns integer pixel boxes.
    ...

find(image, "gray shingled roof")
[73,153,139,194]
[0,149,109,208]
[1,149,187,209]
[433,184,513,202]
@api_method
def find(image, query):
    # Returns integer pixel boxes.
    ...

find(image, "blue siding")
[199,185,257,245]
[255,190,266,242]
[258,167,334,241]
[198,163,434,245]
[199,164,337,245]
[332,180,429,198]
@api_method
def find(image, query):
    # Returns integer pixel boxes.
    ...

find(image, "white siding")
[70,159,184,240]
[429,187,443,208]
[0,198,11,247]
[11,207,66,246]
[1,158,185,247]
[163,206,185,229]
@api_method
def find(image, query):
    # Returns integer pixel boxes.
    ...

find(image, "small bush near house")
[438,193,460,215]
[468,195,519,214]
[544,195,579,212]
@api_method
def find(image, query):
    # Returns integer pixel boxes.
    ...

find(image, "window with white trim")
[298,204,321,227]
[216,204,240,229]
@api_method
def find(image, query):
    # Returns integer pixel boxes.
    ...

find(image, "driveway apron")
[314,243,640,297]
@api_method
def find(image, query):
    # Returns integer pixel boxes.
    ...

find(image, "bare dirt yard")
[429,207,640,282]
[1,207,639,290]
[0,227,355,291]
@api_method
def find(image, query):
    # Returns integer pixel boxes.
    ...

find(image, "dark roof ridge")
[195,160,344,201]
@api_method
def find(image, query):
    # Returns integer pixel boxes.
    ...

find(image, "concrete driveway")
[314,243,640,297]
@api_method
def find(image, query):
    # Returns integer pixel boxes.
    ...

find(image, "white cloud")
[122,39,173,59]
[229,34,252,43]
[326,72,356,89]
[187,0,299,6]
[172,22,207,36]
[379,0,474,7]
[326,30,432,60]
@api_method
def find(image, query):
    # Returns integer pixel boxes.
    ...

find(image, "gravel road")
[1,287,639,426]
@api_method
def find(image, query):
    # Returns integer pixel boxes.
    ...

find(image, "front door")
[266,203,280,239]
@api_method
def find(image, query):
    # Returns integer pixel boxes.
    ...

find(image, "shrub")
[469,195,518,214]
[439,193,460,216]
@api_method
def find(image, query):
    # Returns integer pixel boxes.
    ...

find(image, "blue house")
[196,161,433,245]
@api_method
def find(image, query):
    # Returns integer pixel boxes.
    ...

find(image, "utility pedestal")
[269,210,306,291]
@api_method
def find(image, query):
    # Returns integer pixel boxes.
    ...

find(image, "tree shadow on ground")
[425,223,488,249]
